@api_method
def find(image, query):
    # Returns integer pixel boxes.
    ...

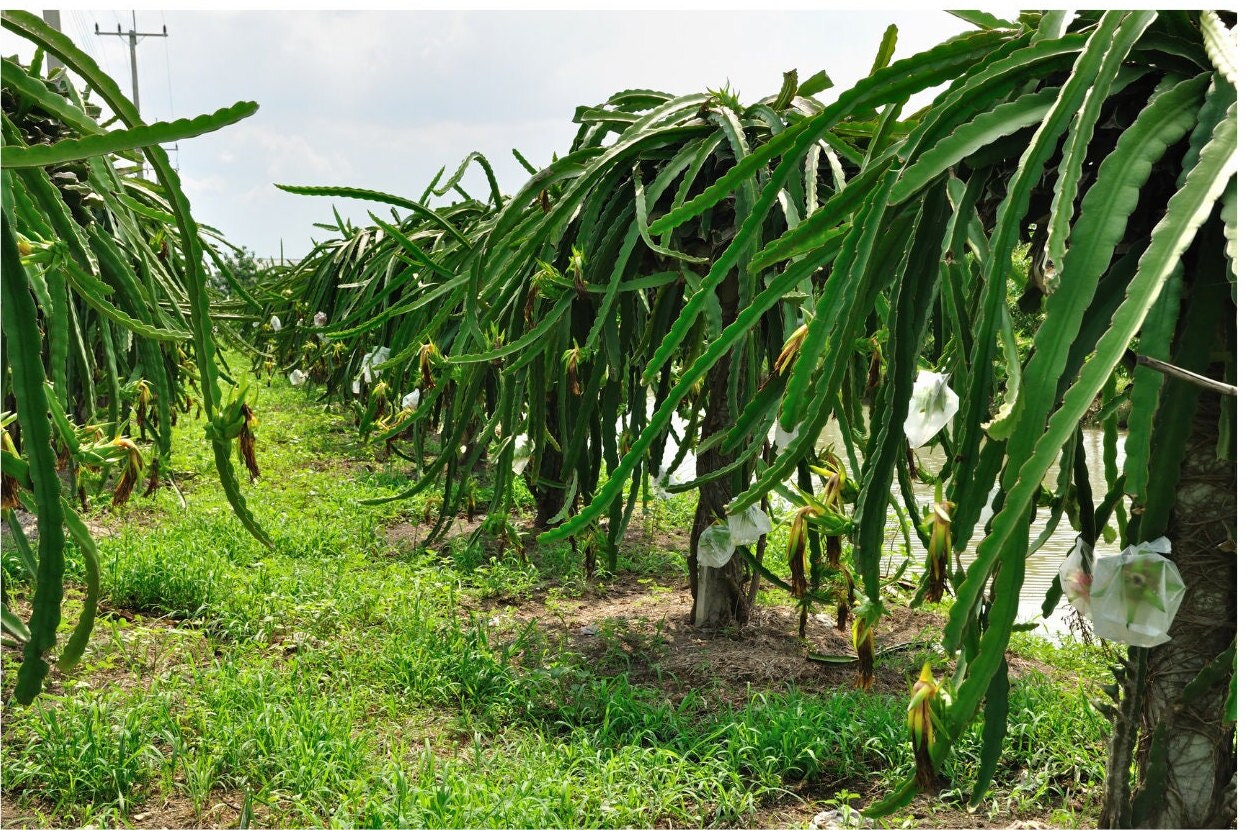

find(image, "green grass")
[0,359,1115,828]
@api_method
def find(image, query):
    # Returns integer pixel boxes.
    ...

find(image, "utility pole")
[95,12,166,117]
[41,11,62,73]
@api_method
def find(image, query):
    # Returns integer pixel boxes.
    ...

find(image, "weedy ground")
[1,362,1116,829]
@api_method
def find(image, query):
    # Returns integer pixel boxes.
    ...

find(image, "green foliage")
[209,244,264,297]
[243,10,1236,818]
[2,362,1113,828]
[4,7,1234,824]
[0,11,265,700]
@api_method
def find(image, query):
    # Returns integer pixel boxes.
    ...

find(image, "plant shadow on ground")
[1,367,1113,829]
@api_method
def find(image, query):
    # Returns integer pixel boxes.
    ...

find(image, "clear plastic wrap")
[1089,537,1186,647]
[696,523,735,568]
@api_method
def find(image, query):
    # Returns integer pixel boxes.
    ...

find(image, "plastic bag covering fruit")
[1058,538,1094,615]
[401,389,420,411]
[361,346,390,383]
[510,434,532,475]
[269,315,282,331]
[904,371,959,447]
[288,369,307,387]
[1090,537,1185,647]
[773,419,800,451]
[728,503,771,546]
[697,523,735,568]
[313,311,328,327]
[650,474,673,500]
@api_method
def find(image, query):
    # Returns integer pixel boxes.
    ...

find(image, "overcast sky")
[4,9,999,259]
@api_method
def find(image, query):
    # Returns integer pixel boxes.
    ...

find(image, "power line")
[161,13,175,117]
[161,11,179,171]
[96,11,168,176]
[94,11,167,118]
[68,12,106,76]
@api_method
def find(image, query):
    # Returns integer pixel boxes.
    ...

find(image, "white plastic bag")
[288,369,307,387]
[1058,538,1094,615]
[510,434,532,475]
[400,389,421,411]
[904,371,959,447]
[772,419,800,451]
[697,523,735,568]
[1090,537,1185,647]
[650,474,673,501]
[727,503,771,546]
[361,346,391,383]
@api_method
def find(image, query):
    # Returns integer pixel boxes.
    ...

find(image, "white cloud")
[179,171,227,196]
[226,122,352,181]
[3,9,988,257]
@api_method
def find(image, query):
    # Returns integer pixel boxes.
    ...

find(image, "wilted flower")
[1,428,20,513]
[288,369,307,387]
[907,662,941,793]
[786,508,812,597]
[853,617,875,690]
[110,437,144,508]
[921,496,954,603]
[904,371,959,447]
[238,403,261,483]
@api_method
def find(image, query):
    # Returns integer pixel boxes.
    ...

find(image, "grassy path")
[2,365,1113,828]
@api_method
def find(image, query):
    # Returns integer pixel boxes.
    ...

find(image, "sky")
[3,8,1001,260]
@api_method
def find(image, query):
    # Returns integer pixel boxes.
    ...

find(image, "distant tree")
[210,245,262,296]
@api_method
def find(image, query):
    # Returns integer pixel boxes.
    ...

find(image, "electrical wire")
[70,11,109,77]
[160,11,180,169]
[161,12,175,120]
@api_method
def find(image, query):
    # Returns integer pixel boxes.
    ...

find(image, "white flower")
[904,371,959,447]
[313,311,328,327]
[288,369,307,387]
[270,315,282,332]
[400,389,421,411]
